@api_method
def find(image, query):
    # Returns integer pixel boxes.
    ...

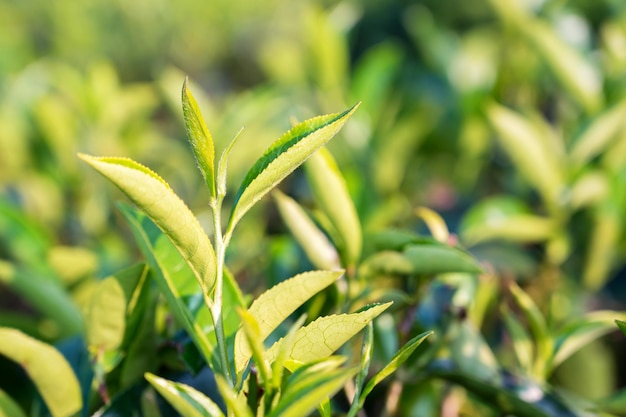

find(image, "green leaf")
[0,389,26,417]
[227,103,359,233]
[234,270,343,373]
[501,306,534,372]
[85,276,126,352]
[594,388,626,414]
[617,320,626,338]
[182,78,216,199]
[570,99,626,167]
[402,244,483,275]
[552,311,626,370]
[79,154,217,294]
[266,302,392,364]
[237,308,272,385]
[215,375,252,417]
[485,103,565,210]
[358,330,432,408]
[582,202,621,291]
[217,127,244,198]
[0,262,82,338]
[146,373,224,417]
[461,196,556,245]
[0,328,82,417]
[267,359,358,417]
[119,203,215,365]
[508,282,552,380]
[305,148,362,268]
[273,190,340,270]
[347,323,374,417]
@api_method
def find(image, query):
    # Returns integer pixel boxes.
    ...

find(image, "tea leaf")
[508,282,552,380]
[570,99,626,167]
[237,308,272,384]
[119,204,215,365]
[502,306,534,372]
[266,302,392,364]
[84,276,126,352]
[146,373,224,417]
[359,330,432,406]
[0,328,82,417]
[234,270,343,373]
[415,207,449,243]
[273,190,340,270]
[79,154,217,294]
[215,375,252,417]
[267,359,357,417]
[227,103,359,233]
[0,389,27,417]
[617,320,626,338]
[305,148,362,267]
[403,244,483,275]
[485,103,565,209]
[553,311,626,369]
[182,78,216,199]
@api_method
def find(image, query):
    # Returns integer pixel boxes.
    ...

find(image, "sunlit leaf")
[502,306,534,372]
[215,375,252,417]
[305,148,362,268]
[227,103,359,233]
[358,331,432,408]
[273,190,340,270]
[402,244,483,275]
[508,282,552,380]
[217,127,244,198]
[0,328,82,417]
[237,308,272,384]
[234,270,343,373]
[84,276,126,352]
[146,373,224,417]
[552,311,626,369]
[485,103,565,210]
[267,359,357,417]
[182,78,216,199]
[461,196,556,245]
[582,203,621,291]
[266,303,392,364]
[570,99,626,166]
[79,154,217,294]
[119,204,215,365]
[415,207,449,243]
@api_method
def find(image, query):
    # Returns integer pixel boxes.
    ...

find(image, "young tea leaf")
[0,328,82,417]
[146,373,224,417]
[119,203,215,365]
[227,103,359,233]
[79,154,217,295]
[358,330,432,410]
[402,244,483,275]
[305,148,362,268]
[215,375,253,417]
[234,270,343,373]
[265,302,392,364]
[267,359,358,417]
[485,103,565,210]
[273,190,340,270]
[84,276,127,352]
[182,78,216,199]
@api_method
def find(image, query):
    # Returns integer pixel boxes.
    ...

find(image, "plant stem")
[211,196,234,386]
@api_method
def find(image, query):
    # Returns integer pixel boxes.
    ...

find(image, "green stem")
[211,196,234,386]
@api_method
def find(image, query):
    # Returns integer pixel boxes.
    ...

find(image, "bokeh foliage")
[2,0,626,416]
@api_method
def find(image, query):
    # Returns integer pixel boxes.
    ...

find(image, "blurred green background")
[2,0,626,414]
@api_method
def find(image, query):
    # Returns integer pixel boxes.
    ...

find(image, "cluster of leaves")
[3,0,626,416]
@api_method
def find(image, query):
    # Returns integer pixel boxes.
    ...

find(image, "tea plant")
[0,81,436,416]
